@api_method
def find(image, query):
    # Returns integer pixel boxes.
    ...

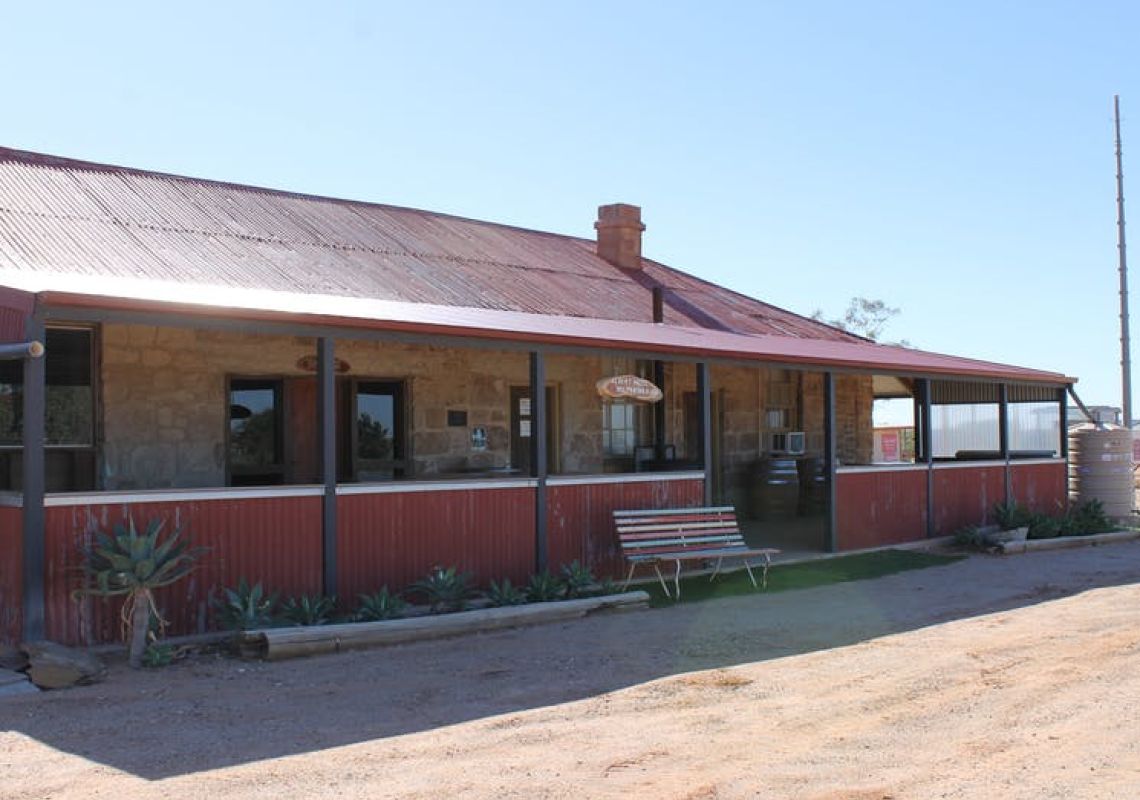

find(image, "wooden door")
[510,386,556,474]
[285,377,318,484]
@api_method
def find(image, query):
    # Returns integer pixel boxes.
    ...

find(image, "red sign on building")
[880,431,900,462]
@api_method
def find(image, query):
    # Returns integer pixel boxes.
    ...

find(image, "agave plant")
[212,579,278,631]
[525,570,565,603]
[559,560,595,599]
[78,516,203,669]
[485,578,528,607]
[410,565,475,613]
[354,587,407,621]
[280,594,337,626]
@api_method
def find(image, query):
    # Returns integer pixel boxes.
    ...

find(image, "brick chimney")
[595,203,645,270]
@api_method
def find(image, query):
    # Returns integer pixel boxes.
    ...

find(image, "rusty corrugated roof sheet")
[0,147,1073,384]
[0,146,853,341]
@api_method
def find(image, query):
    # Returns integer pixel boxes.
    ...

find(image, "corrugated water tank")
[1068,423,1134,519]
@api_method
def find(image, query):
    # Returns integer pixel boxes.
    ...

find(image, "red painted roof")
[0,147,1073,385]
[0,146,852,341]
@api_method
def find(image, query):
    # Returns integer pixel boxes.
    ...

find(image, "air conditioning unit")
[769,431,806,455]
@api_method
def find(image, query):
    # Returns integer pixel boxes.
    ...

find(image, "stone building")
[0,147,1071,644]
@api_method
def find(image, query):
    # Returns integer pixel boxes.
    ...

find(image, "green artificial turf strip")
[643,549,964,607]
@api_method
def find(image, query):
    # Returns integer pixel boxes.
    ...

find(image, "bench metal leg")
[741,559,758,589]
[709,556,724,583]
[741,553,773,590]
[652,563,671,598]
[622,562,638,593]
[674,559,683,599]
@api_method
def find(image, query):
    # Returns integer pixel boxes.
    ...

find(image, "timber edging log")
[239,591,651,661]
[997,529,1140,555]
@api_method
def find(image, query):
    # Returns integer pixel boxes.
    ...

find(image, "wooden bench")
[614,506,781,599]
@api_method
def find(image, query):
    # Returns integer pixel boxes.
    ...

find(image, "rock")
[21,640,107,690]
[0,668,39,698]
[0,644,28,672]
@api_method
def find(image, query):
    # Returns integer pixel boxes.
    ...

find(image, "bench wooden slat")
[617,513,737,524]
[617,524,741,538]
[613,506,735,518]
[620,535,743,549]
[616,518,738,531]
[627,546,780,562]
[620,539,743,551]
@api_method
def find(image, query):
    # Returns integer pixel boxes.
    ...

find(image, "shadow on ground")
[5,541,1139,781]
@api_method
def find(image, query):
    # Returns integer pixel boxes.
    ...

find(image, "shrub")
[1027,513,1062,540]
[141,641,178,669]
[354,587,407,621]
[559,560,595,599]
[525,570,565,602]
[1063,499,1116,536]
[280,594,337,626]
[952,525,997,551]
[485,578,528,607]
[993,501,1033,531]
[213,579,278,631]
[593,577,621,596]
[410,565,476,613]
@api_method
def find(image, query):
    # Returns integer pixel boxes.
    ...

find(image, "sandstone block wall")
[98,323,875,490]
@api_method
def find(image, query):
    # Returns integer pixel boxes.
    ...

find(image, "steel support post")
[530,351,548,572]
[21,314,46,641]
[823,371,838,553]
[696,362,713,506]
[318,337,337,597]
[920,378,935,538]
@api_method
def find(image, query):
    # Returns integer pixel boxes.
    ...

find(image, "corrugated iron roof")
[0,146,856,341]
[0,147,1073,385]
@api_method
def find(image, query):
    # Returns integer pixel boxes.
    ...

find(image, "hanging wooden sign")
[595,374,663,403]
[296,355,351,373]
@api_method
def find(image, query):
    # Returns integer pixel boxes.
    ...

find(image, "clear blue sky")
[4,2,1138,408]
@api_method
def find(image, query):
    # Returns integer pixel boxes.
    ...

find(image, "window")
[228,379,284,485]
[603,401,637,456]
[226,375,412,486]
[0,327,96,491]
[350,380,406,480]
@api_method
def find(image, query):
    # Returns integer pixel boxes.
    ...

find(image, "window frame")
[225,376,286,486]
[0,324,99,492]
[346,378,409,481]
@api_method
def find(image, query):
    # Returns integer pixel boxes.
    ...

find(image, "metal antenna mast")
[1115,95,1131,428]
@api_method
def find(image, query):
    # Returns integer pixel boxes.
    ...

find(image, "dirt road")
[3,542,1139,799]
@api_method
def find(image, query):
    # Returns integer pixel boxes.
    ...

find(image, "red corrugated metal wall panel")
[545,478,705,579]
[932,466,1006,536]
[337,488,536,599]
[1011,462,1068,515]
[0,507,22,644]
[43,497,322,645]
[835,470,928,550]
[0,286,33,342]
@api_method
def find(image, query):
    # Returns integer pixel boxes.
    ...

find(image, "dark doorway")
[510,385,557,474]
[684,389,725,502]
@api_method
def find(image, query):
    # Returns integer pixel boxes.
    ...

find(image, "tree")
[812,297,908,345]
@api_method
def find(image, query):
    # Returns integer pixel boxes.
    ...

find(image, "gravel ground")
[2,541,1139,799]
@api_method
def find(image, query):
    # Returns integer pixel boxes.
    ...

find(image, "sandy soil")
[2,542,1140,799]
